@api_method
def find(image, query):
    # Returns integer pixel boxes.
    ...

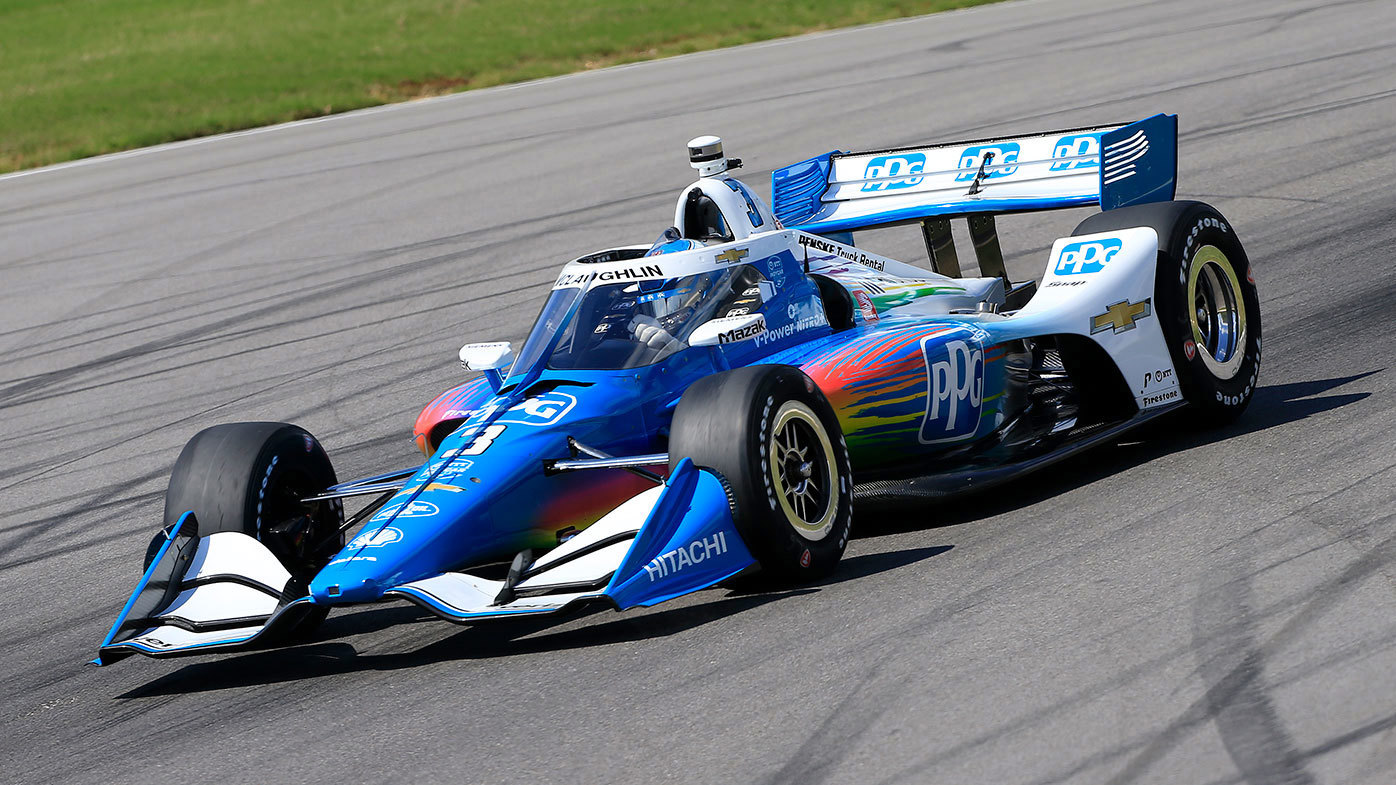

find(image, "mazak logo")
[954,143,1020,182]
[496,392,577,427]
[1050,133,1102,171]
[919,338,984,444]
[1054,238,1122,275]
[718,321,765,344]
[861,153,926,191]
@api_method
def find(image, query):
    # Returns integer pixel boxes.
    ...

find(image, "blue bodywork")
[96,113,1184,664]
[307,247,831,605]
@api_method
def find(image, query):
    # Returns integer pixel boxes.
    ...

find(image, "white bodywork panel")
[811,126,1119,229]
[1013,227,1182,410]
[390,572,604,618]
[515,541,635,590]
[119,624,270,654]
[186,532,291,589]
[158,582,281,624]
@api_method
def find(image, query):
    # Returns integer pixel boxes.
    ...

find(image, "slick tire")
[669,365,852,582]
[1073,201,1261,426]
[156,422,344,635]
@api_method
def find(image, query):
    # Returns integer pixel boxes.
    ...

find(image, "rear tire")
[1073,201,1261,425]
[669,365,852,581]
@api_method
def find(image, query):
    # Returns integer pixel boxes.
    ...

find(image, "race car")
[96,113,1261,664]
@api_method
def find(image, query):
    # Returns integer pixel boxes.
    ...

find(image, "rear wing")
[771,114,1177,235]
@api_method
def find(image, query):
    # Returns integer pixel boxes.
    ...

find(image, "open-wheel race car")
[97,113,1261,664]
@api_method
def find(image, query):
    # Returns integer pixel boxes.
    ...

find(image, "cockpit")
[510,263,768,373]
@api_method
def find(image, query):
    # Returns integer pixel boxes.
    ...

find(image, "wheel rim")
[1187,246,1247,380]
[768,401,838,541]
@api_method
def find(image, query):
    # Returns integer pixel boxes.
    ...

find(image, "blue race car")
[97,115,1261,664]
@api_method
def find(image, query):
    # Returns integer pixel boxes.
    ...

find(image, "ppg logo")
[920,338,984,444]
[862,153,926,191]
[954,143,1020,182]
[1050,133,1102,171]
[497,391,577,426]
[1055,238,1123,275]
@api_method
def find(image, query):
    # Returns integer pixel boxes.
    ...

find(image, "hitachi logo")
[642,532,728,581]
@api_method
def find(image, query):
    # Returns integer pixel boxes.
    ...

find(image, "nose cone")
[307,478,498,604]
[309,561,386,604]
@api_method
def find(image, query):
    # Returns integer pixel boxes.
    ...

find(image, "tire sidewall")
[743,370,853,577]
[671,365,853,581]
[1156,207,1263,418]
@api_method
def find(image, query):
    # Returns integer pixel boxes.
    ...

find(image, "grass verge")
[1,0,1003,174]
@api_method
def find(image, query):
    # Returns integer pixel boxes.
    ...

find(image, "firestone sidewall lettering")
[1178,215,1230,286]
[955,143,1021,181]
[861,153,926,191]
[643,532,729,581]
[1055,238,1123,275]
[919,338,985,444]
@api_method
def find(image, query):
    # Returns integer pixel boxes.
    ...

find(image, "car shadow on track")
[854,371,1378,537]
[116,546,953,698]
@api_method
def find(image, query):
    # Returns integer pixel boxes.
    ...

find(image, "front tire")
[669,365,853,581]
[1074,201,1261,425]
[158,422,344,636]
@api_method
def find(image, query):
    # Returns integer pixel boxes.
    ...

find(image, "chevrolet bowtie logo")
[716,248,750,264]
[1091,298,1152,334]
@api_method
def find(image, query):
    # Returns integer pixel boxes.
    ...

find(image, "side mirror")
[688,313,767,347]
[459,341,514,392]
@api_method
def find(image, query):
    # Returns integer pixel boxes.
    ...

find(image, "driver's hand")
[630,315,681,352]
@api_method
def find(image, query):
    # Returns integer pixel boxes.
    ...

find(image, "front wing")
[94,459,751,664]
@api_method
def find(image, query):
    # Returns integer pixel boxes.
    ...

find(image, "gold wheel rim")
[1187,245,1247,380]
[768,401,839,541]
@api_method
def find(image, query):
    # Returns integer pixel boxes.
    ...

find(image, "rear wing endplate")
[772,114,1178,235]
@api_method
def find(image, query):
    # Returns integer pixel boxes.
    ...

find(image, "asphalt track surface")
[3,0,1396,782]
